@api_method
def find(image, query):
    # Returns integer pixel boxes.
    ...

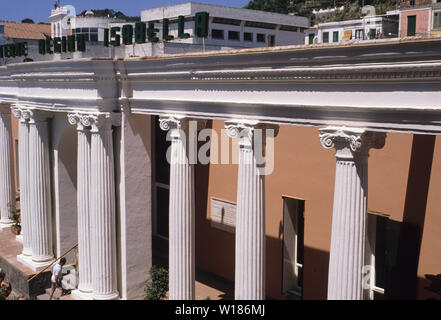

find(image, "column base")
[0,222,13,230]
[15,234,23,243]
[17,254,54,272]
[93,291,120,300]
[16,254,33,269]
[71,289,93,300]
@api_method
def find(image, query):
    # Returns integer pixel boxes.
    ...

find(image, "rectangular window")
[369,29,376,39]
[322,31,329,43]
[228,30,240,41]
[308,33,315,44]
[268,35,275,47]
[282,197,304,300]
[153,116,171,240]
[244,32,253,42]
[365,213,401,300]
[434,12,441,29]
[355,29,364,40]
[89,33,98,42]
[211,29,224,39]
[407,15,416,36]
[333,31,339,42]
[257,33,266,43]
[410,0,415,5]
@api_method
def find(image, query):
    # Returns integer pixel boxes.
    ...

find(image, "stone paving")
[1,229,234,300]
[0,229,34,276]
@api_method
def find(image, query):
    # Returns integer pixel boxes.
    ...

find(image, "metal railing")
[27,243,78,283]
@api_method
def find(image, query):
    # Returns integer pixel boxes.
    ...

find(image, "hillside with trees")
[244,0,399,25]
[78,9,140,22]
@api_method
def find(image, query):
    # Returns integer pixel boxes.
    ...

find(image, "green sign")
[104,11,209,47]
[38,34,85,55]
[0,43,28,58]
[37,11,209,55]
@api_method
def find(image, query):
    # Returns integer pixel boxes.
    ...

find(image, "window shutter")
[407,16,416,36]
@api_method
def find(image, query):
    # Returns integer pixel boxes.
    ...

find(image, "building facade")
[0,2,441,302]
[0,36,440,300]
[46,2,310,60]
[305,14,399,45]
[399,1,441,37]
[0,21,51,65]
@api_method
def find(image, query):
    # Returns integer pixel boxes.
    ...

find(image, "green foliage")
[78,9,140,22]
[21,18,34,24]
[8,201,20,228]
[245,0,291,14]
[244,0,398,21]
[144,266,169,300]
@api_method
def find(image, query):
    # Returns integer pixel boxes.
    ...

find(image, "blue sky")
[0,0,251,23]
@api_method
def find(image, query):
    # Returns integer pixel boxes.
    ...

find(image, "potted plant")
[8,201,21,235]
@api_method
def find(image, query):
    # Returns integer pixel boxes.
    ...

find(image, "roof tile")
[0,22,51,40]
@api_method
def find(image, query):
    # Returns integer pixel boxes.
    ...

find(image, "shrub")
[0,281,12,300]
[144,266,168,300]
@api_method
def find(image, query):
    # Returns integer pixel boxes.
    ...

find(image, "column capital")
[225,120,279,148]
[68,113,94,131]
[159,116,206,139]
[69,112,121,133]
[319,127,386,159]
[11,106,32,122]
[159,116,186,132]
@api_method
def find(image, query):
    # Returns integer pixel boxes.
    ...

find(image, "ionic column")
[11,108,32,258]
[68,113,93,299]
[90,113,120,300]
[225,120,278,300]
[28,111,54,269]
[159,116,200,300]
[0,107,16,230]
[319,127,386,300]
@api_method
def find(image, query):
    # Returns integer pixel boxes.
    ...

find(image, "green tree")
[21,18,34,24]
[245,0,291,14]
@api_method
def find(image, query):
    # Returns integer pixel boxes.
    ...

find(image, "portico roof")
[1,37,441,134]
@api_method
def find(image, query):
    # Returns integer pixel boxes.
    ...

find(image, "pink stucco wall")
[400,8,430,37]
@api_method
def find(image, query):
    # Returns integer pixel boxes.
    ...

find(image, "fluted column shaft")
[12,108,31,256]
[320,127,386,300]
[0,109,16,228]
[90,114,119,300]
[68,113,93,296]
[28,112,53,264]
[159,117,196,300]
[225,121,277,300]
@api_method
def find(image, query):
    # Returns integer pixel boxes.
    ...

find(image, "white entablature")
[0,37,441,134]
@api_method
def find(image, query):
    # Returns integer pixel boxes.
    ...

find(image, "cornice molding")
[126,62,441,83]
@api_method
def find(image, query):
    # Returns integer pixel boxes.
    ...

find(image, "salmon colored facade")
[400,8,431,37]
[194,120,441,300]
